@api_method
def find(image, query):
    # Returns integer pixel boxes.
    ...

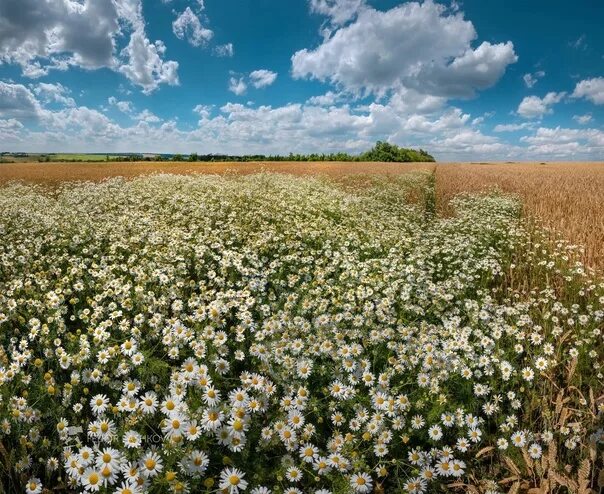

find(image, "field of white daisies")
[0,171,602,494]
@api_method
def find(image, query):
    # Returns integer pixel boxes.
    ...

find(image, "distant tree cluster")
[358,141,434,162]
[167,142,435,163]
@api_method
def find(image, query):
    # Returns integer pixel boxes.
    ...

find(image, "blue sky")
[0,0,603,160]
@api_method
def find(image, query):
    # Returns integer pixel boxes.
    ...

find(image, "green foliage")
[178,141,434,163]
[179,141,434,162]
[359,141,435,162]
[2,142,435,163]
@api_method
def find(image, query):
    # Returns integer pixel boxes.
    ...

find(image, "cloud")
[107,96,160,123]
[1,81,490,159]
[193,105,213,119]
[119,30,179,94]
[228,77,248,96]
[493,122,535,132]
[309,0,367,26]
[307,91,345,106]
[115,0,179,94]
[292,1,517,98]
[517,92,566,119]
[430,129,506,156]
[172,7,214,47]
[0,0,179,93]
[32,83,75,107]
[108,97,134,114]
[135,109,161,123]
[521,126,604,157]
[572,77,604,105]
[569,34,587,50]
[416,41,517,98]
[0,118,24,141]
[6,89,604,161]
[523,71,545,88]
[5,65,600,162]
[572,114,592,125]
[249,70,278,89]
[0,82,45,120]
[0,0,119,74]
[228,71,278,94]
[386,88,447,115]
[39,105,122,141]
[0,118,23,131]
[193,102,375,152]
[214,43,234,57]
[187,101,498,159]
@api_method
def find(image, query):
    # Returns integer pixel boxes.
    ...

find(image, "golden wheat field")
[0,160,435,183]
[1,160,603,272]
[436,162,604,272]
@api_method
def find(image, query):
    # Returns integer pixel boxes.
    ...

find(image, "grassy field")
[49,153,117,161]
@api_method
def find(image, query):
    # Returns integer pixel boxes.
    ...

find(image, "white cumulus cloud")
[493,122,535,132]
[0,82,45,120]
[119,30,179,95]
[572,77,604,105]
[32,83,75,107]
[521,126,604,157]
[517,92,566,119]
[214,43,234,57]
[292,1,517,98]
[172,7,214,47]
[523,71,545,88]
[307,91,344,106]
[0,0,119,75]
[309,0,367,26]
[0,0,179,93]
[249,70,278,89]
[108,97,134,114]
[572,114,592,125]
[0,118,24,141]
[5,85,604,161]
[228,77,248,96]
[135,109,161,123]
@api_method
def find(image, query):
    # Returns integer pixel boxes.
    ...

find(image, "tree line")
[15,141,435,163]
[146,142,435,163]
